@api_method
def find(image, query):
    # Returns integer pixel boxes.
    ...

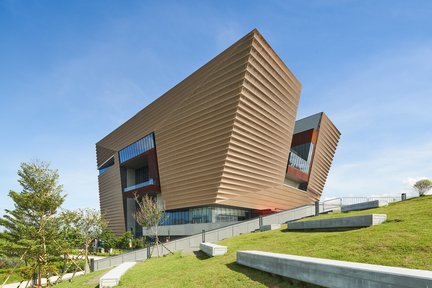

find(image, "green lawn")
[0,268,26,284]
[56,196,432,288]
[48,269,108,288]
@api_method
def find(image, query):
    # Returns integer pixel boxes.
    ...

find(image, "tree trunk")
[63,253,67,273]
[155,228,160,257]
[37,263,42,288]
[42,234,47,287]
[84,243,90,273]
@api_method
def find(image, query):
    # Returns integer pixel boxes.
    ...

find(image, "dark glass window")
[119,133,155,163]
[98,157,115,175]
[161,206,250,226]
[135,167,148,183]
[288,143,314,174]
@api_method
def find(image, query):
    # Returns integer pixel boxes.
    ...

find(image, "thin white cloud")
[324,140,432,198]
[319,42,432,200]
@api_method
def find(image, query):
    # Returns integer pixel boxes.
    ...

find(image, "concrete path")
[2,271,85,288]
[99,262,136,287]
[66,254,107,261]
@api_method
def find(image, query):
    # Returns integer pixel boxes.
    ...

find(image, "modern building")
[96,29,340,236]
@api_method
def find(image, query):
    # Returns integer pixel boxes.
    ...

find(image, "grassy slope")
[56,196,432,288]
[48,269,108,288]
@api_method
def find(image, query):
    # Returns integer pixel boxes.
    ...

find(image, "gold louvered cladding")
[216,31,309,211]
[307,113,341,200]
[96,29,341,234]
[97,154,124,235]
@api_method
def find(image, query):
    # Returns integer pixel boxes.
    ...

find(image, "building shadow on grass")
[281,227,362,233]
[225,262,322,288]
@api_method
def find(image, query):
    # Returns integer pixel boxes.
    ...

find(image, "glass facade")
[288,142,314,174]
[119,133,155,163]
[161,206,250,226]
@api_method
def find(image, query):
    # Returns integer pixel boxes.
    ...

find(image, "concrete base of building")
[341,200,387,213]
[287,214,387,231]
[237,251,432,288]
[260,224,281,231]
[143,221,239,236]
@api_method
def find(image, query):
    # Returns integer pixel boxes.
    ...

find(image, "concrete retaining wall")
[341,200,387,212]
[287,214,387,231]
[237,251,432,288]
[144,221,239,236]
[260,224,281,231]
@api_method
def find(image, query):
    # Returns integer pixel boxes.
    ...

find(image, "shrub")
[117,231,133,250]
[132,237,147,249]
[0,257,24,269]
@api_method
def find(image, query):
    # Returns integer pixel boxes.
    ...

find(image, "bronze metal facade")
[96,29,340,235]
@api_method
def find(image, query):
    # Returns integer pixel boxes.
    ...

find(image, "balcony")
[124,178,157,193]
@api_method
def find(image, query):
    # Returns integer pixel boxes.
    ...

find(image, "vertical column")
[147,151,159,184]
[126,198,136,233]
[126,168,135,187]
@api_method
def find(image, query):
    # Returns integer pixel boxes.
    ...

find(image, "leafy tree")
[59,210,81,250]
[413,179,432,196]
[74,208,107,273]
[0,160,65,287]
[134,194,167,257]
[0,236,5,256]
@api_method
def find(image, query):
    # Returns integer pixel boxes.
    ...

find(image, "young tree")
[0,160,65,287]
[58,210,82,274]
[75,209,107,273]
[59,210,81,248]
[413,179,432,196]
[134,194,167,257]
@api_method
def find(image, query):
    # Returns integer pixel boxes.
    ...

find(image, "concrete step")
[99,262,137,287]
[287,214,387,231]
[237,251,432,288]
[341,200,388,213]
[200,242,227,256]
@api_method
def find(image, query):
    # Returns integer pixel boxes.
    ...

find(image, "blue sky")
[0,0,431,213]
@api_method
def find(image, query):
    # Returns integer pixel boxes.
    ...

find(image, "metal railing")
[321,196,407,212]
[91,193,416,271]
[91,204,315,271]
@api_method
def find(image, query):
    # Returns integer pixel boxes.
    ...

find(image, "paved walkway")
[1,254,107,288]
[2,271,85,288]
[66,254,107,261]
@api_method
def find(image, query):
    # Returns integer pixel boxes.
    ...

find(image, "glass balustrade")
[123,178,156,192]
